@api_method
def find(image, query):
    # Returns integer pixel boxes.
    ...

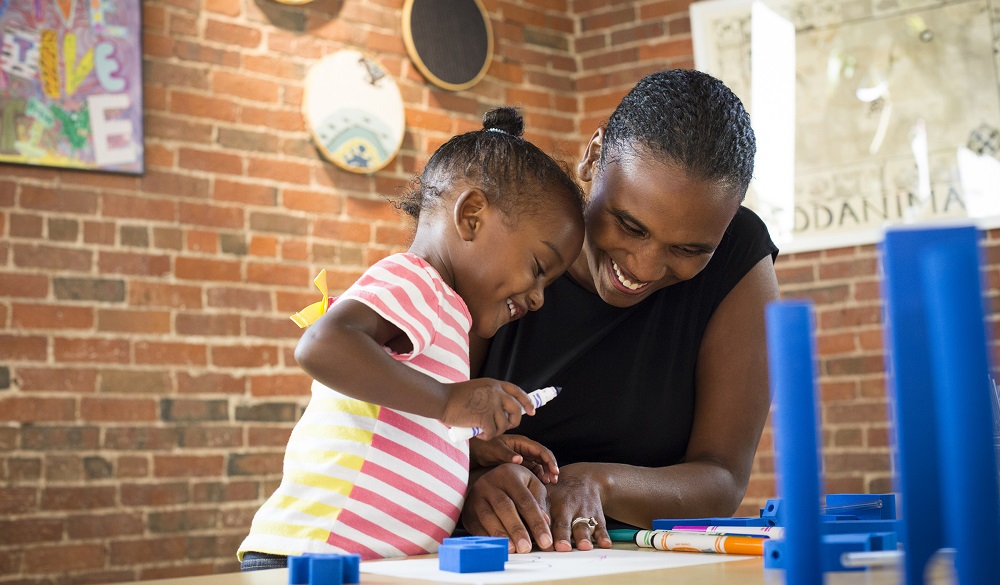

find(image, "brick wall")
[1,1,994,582]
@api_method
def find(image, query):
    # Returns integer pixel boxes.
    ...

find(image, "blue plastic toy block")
[821,520,899,538]
[288,555,311,585]
[763,532,896,573]
[442,536,510,561]
[766,301,824,585]
[438,542,506,573]
[654,495,898,535]
[882,225,1000,585]
[308,555,342,585]
[652,517,768,530]
[286,553,361,585]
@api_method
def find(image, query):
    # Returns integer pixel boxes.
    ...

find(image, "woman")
[462,69,780,555]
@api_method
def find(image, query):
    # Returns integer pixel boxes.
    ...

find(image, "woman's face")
[572,137,741,308]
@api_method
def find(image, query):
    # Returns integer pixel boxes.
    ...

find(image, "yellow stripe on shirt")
[293,424,375,445]
[311,397,380,418]
[287,449,365,471]
[249,519,331,542]
[286,469,355,496]
[272,494,343,519]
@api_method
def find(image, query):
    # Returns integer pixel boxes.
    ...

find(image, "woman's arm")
[594,254,780,525]
[463,255,779,549]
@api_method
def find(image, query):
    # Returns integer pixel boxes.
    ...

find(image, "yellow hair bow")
[290,269,330,328]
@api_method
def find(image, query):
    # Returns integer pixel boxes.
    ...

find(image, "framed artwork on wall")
[0,0,144,174]
[691,0,1000,253]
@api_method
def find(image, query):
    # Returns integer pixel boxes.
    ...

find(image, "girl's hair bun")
[482,106,524,137]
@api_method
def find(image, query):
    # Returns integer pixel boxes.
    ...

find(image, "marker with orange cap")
[635,529,765,556]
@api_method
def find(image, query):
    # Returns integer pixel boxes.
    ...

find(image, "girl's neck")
[407,225,456,290]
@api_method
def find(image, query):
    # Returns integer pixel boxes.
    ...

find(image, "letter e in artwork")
[94,42,125,92]
[87,93,137,167]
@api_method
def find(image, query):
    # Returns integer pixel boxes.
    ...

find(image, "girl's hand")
[471,435,560,484]
[441,378,536,440]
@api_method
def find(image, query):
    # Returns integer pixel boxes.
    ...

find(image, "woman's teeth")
[507,298,516,317]
[612,260,647,291]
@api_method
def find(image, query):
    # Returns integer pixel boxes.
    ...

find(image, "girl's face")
[572,140,741,308]
[456,195,584,338]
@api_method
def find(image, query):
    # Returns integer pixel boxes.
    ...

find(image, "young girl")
[238,107,585,567]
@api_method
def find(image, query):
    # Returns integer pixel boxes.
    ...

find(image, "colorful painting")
[0,0,143,174]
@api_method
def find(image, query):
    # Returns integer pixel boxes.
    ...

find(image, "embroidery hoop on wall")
[302,49,405,174]
[402,0,493,92]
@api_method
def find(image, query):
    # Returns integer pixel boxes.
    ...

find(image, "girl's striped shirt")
[239,253,472,560]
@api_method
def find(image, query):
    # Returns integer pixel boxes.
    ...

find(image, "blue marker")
[448,386,560,442]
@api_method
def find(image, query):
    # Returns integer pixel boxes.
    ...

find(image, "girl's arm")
[296,298,535,439]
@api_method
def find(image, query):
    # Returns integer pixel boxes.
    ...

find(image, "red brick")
[120,482,190,506]
[211,344,279,368]
[0,517,64,545]
[18,367,99,392]
[110,536,187,565]
[102,191,178,221]
[170,91,239,122]
[13,243,92,271]
[0,334,48,360]
[0,397,75,422]
[135,341,208,366]
[185,230,218,254]
[247,157,313,184]
[214,179,278,206]
[240,106,303,131]
[128,282,203,309]
[0,272,49,298]
[249,373,311,397]
[104,427,178,451]
[246,262,310,287]
[80,397,157,422]
[179,201,246,229]
[67,512,144,539]
[175,257,243,282]
[12,303,93,330]
[176,313,242,336]
[23,544,106,574]
[204,19,262,48]
[211,71,281,103]
[97,309,171,334]
[248,427,293,447]
[98,370,172,394]
[178,148,244,176]
[41,486,116,511]
[281,240,309,261]
[98,251,172,276]
[154,455,225,477]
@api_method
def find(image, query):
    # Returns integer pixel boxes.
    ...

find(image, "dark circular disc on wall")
[403,0,493,92]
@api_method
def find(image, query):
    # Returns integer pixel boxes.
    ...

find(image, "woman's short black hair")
[397,106,583,220]
[602,68,756,198]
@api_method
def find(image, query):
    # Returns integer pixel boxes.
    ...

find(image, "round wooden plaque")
[302,50,405,174]
[403,0,493,91]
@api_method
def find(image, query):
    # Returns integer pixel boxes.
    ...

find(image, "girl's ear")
[453,189,489,242]
[577,126,604,183]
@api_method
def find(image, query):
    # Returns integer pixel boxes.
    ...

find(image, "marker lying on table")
[447,386,561,442]
[635,529,765,556]
[670,525,785,539]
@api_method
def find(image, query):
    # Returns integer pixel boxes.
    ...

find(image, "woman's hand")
[470,435,559,484]
[442,379,536,440]
[543,463,612,551]
[462,463,553,553]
